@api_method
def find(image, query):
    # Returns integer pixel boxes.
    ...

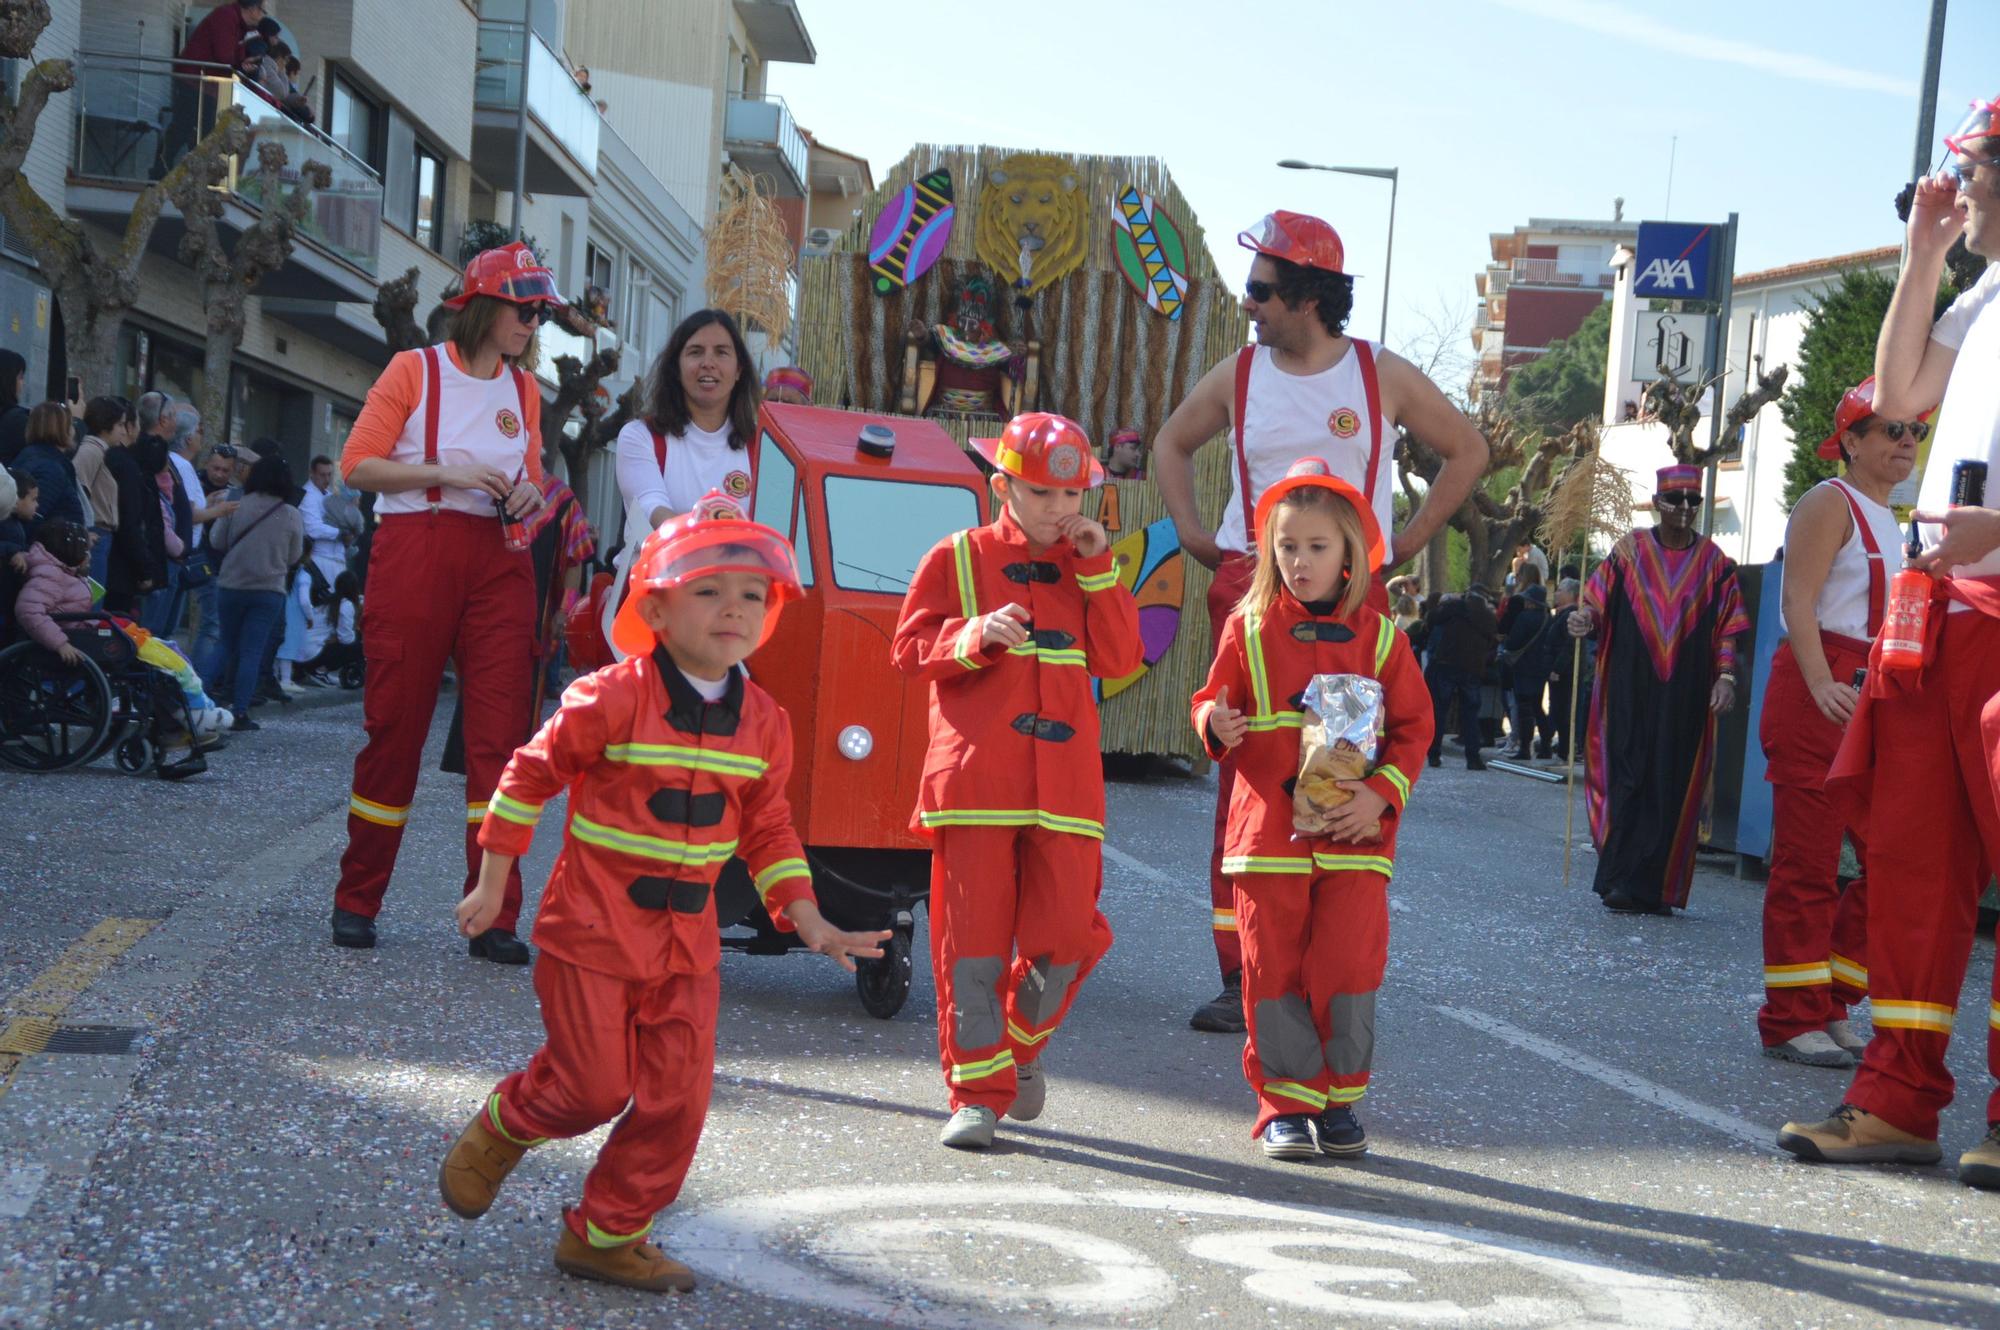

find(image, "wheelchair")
[0,613,196,776]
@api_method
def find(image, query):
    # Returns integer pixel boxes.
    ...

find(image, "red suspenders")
[1829,479,1887,635]
[1231,340,1386,540]
[420,346,533,511]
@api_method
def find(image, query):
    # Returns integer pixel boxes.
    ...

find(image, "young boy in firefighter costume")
[892,412,1143,1150]
[438,495,888,1292]
[1191,459,1432,1160]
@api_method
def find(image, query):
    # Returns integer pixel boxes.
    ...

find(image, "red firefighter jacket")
[478,649,814,980]
[1192,589,1433,879]
[893,506,1143,840]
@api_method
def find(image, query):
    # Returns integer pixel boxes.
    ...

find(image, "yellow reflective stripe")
[1264,1081,1329,1110]
[1990,1000,2000,1033]
[1221,855,1311,875]
[485,1092,548,1148]
[1076,569,1119,592]
[1373,615,1395,671]
[1873,1000,1955,1033]
[920,809,1105,839]
[953,621,985,671]
[1312,852,1394,879]
[752,857,810,899]
[1211,908,1239,932]
[949,1049,1016,1083]
[1325,1084,1368,1104]
[1006,1018,1055,1047]
[1764,963,1832,988]
[951,530,979,619]
[1244,711,1305,732]
[1378,764,1411,805]
[349,793,410,827]
[487,791,544,826]
[602,743,768,779]
[465,801,488,824]
[586,1217,654,1249]
[1244,606,1273,717]
[569,814,738,866]
[1830,953,1868,989]
[1007,643,1089,667]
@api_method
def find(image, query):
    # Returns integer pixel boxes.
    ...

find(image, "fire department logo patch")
[495,408,522,439]
[724,470,752,498]
[1327,408,1361,439]
[1046,444,1083,481]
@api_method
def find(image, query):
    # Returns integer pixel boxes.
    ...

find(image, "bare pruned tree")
[1642,363,1790,465]
[1402,409,1600,591]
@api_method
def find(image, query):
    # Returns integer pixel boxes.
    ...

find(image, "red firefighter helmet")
[1251,456,1386,575]
[1944,95,2000,160]
[443,241,565,309]
[1238,210,1347,275]
[609,492,803,656]
[564,571,615,672]
[969,412,1105,489]
[1817,376,1937,460]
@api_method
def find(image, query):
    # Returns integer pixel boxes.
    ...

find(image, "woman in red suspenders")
[606,311,760,661]
[1757,377,1928,1065]
[329,241,554,960]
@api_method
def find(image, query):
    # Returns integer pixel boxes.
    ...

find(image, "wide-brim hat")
[1250,456,1385,575]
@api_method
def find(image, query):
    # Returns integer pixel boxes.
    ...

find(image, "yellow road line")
[0,917,158,1101]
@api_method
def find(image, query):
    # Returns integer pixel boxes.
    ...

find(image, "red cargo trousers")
[333,512,534,929]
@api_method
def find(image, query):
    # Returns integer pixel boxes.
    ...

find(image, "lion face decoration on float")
[976,154,1088,297]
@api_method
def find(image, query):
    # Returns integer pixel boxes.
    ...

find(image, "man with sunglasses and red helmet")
[1565,465,1747,916]
[1152,210,1488,1033]
[329,241,557,961]
[1779,96,2000,1189]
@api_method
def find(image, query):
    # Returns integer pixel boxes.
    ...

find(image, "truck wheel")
[855,927,913,1020]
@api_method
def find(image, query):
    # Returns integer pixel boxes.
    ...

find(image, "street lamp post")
[1277,159,1399,343]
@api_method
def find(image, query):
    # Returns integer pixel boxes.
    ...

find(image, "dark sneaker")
[1189,972,1247,1034]
[1261,1114,1319,1161]
[331,907,377,950]
[1316,1104,1368,1157]
[468,928,532,965]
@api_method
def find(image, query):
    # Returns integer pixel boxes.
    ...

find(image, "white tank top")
[375,348,532,517]
[1215,342,1393,553]
[1782,478,1900,642]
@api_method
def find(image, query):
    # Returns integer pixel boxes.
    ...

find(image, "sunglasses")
[513,302,553,325]
[1863,418,1931,443]
[1654,492,1701,508]
[1244,279,1277,303]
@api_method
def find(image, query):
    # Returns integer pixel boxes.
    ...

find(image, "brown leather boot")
[553,1212,697,1293]
[438,1102,533,1219]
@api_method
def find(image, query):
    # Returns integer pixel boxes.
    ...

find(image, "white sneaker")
[939,1106,998,1150]
[277,679,306,697]
[191,707,230,736]
[1825,1019,1867,1056]
[1764,1029,1854,1068]
[1011,1062,1046,1122]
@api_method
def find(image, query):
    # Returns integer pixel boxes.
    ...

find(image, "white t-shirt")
[613,417,754,549]
[1914,263,2000,605]
[1783,479,1901,640]
[168,451,203,548]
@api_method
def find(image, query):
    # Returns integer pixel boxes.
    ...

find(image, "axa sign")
[1632,221,1721,300]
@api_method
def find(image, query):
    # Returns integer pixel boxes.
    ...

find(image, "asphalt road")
[2,688,1996,1329]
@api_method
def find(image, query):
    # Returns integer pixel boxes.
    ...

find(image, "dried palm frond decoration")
[707,170,795,343]
[1536,423,1635,890]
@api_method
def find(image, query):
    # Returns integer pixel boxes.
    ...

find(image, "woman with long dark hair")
[208,452,305,725]
[604,309,760,660]
[0,348,29,465]
[329,241,553,962]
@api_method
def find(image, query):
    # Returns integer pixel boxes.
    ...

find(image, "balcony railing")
[475,21,600,176]
[71,52,382,275]
[724,92,807,194]
[1510,257,1615,288]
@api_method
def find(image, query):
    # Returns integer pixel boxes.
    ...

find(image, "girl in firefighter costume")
[1756,378,1922,1068]
[892,412,1143,1151]
[438,496,887,1293]
[1191,459,1432,1160]
[331,242,555,961]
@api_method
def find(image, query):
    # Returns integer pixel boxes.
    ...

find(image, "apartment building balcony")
[732,1,816,64]
[68,53,382,301]
[1510,257,1615,288]
[724,93,808,197]
[472,21,599,196]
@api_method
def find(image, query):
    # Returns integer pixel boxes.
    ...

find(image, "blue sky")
[771,0,1996,359]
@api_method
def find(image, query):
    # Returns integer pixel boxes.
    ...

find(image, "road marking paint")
[811,1218,1172,1317]
[0,1163,48,1219]
[1435,1005,1775,1151]
[1102,842,1176,888]
[0,918,158,1104]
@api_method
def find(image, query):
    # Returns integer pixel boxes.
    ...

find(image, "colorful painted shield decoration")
[1094,518,1186,703]
[1111,187,1191,322]
[868,170,955,296]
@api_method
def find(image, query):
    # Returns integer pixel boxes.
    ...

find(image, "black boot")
[1189,971,1247,1033]
[1465,752,1487,770]
[331,907,377,949]
[469,929,532,965]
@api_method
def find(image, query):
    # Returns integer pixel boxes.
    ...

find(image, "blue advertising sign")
[1632,221,1722,299]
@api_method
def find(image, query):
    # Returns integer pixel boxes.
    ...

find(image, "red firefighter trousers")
[1758,637,1869,1046]
[488,954,720,1246]
[1844,611,2000,1139]
[1236,867,1388,1135]
[334,512,533,929]
[929,825,1113,1115]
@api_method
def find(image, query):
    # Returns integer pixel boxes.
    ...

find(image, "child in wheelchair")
[13,520,228,776]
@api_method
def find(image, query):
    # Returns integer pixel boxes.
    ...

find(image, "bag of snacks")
[1292,674,1384,840]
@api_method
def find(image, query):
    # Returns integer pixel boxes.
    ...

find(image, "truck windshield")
[823,475,979,594]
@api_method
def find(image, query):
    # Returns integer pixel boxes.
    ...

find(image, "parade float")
[794,144,1247,761]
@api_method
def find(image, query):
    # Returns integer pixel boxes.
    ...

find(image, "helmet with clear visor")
[609,492,803,655]
[444,240,566,309]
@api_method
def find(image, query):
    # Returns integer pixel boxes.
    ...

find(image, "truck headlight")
[837,725,874,761]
